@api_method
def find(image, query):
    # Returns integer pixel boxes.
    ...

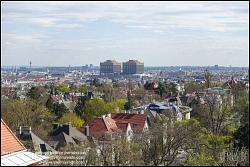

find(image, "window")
[132,124,138,128]
[106,121,112,126]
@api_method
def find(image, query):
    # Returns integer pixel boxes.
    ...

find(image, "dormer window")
[106,121,112,126]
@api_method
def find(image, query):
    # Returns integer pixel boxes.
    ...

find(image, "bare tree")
[199,94,233,135]
[134,118,205,166]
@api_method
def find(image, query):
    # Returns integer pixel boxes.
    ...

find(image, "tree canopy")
[58,112,84,128]
[55,84,70,94]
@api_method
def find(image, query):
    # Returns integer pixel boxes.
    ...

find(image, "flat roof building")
[100,60,121,74]
[123,60,144,74]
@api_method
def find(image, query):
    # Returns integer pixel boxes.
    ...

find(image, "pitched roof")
[81,113,147,140]
[30,132,56,153]
[1,119,47,166]
[116,122,129,132]
[111,113,147,131]
[81,117,119,139]
[49,123,87,150]
[1,119,26,156]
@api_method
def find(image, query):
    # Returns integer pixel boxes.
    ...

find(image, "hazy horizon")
[1,1,249,67]
[1,64,249,68]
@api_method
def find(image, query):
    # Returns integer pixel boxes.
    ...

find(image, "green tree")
[92,78,99,87]
[185,149,219,166]
[69,83,77,93]
[55,84,70,94]
[165,82,177,95]
[233,123,249,149]
[230,81,248,102]
[100,83,115,102]
[234,90,249,124]
[154,82,166,97]
[46,95,54,111]
[27,86,49,105]
[184,81,205,93]
[78,84,87,96]
[105,101,118,113]
[82,97,106,121]
[1,99,55,139]
[52,102,69,118]
[58,112,84,127]
[115,99,127,111]
[27,86,41,100]
[74,96,88,117]
[124,93,134,110]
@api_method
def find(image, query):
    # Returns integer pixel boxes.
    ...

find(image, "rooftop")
[123,60,144,64]
[101,60,121,65]
[1,119,47,166]
[1,119,26,156]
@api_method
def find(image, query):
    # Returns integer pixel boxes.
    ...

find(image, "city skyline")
[1,1,249,67]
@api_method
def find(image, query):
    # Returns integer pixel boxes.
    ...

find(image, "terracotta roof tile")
[1,119,26,155]
[111,113,147,131]
[80,113,147,139]
[116,122,129,132]
[81,117,119,139]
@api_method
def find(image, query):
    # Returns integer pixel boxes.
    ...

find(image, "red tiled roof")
[1,119,26,155]
[102,117,118,131]
[111,113,147,131]
[81,113,147,139]
[81,117,119,139]
[116,122,129,132]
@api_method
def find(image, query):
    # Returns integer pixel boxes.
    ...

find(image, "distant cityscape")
[1,1,249,166]
[1,59,249,90]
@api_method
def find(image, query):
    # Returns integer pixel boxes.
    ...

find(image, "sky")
[1,1,249,67]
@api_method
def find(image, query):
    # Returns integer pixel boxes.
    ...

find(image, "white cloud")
[1,1,249,66]
[1,1,248,32]
[27,17,57,27]
[2,33,48,44]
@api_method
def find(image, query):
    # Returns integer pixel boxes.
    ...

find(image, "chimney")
[107,113,111,117]
[52,123,59,130]
[16,126,22,137]
[102,115,106,118]
[85,125,90,136]
[19,126,22,135]
[62,122,71,135]
[16,126,31,139]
